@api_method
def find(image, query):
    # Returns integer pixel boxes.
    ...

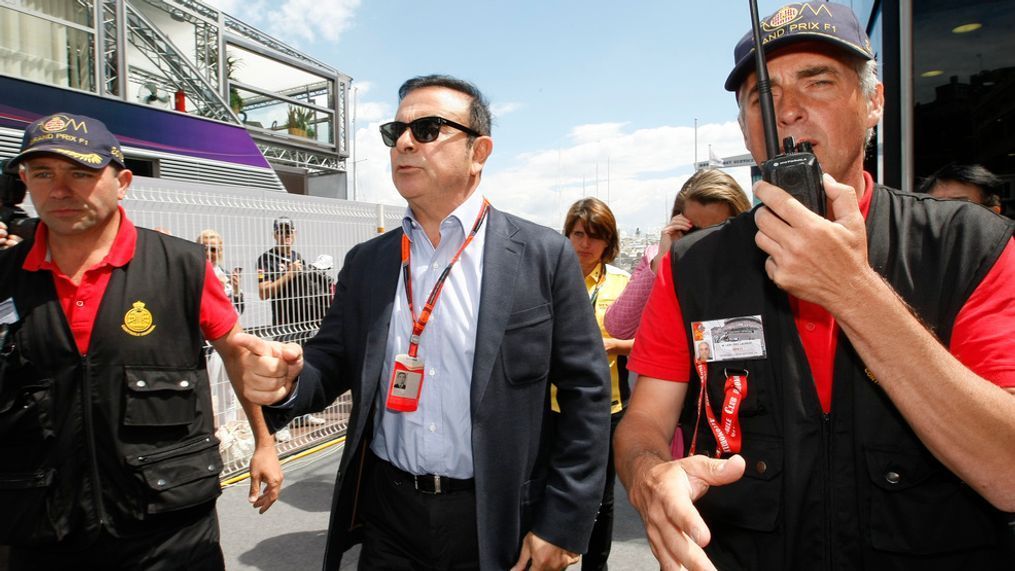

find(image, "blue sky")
[210,0,803,233]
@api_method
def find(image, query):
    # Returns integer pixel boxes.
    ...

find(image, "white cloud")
[349,121,400,206]
[349,118,756,235]
[355,101,391,124]
[568,122,628,144]
[490,101,523,118]
[205,0,360,45]
[483,120,753,233]
[352,81,374,98]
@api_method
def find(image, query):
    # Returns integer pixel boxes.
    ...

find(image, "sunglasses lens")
[379,122,407,147]
[411,118,442,143]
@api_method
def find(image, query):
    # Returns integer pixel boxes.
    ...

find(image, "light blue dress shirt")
[369,191,487,478]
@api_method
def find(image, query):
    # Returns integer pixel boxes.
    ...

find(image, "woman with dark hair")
[559,197,630,570]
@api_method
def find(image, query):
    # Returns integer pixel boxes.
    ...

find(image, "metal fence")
[115,177,402,477]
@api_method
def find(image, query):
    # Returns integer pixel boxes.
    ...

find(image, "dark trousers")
[9,505,224,571]
[582,410,623,571]
[358,455,480,570]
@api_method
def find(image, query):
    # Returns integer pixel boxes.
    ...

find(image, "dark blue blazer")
[265,206,612,570]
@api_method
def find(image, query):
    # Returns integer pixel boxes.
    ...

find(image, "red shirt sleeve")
[948,239,1015,388]
[200,260,238,341]
[628,251,691,382]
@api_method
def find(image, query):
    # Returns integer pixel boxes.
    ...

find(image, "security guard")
[616,4,1015,571]
[0,113,281,570]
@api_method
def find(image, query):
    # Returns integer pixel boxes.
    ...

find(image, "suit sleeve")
[532,238,612,553]
[261,245,359,430]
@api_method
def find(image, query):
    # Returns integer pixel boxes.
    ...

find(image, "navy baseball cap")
[273,217,295,232]
[725,2,875,92]
[8,112,126,170]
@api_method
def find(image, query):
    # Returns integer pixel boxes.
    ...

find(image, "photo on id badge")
[692,315,766,362]
[386,353,424,412]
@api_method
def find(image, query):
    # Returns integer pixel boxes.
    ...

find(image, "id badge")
[691,315,766,362]
[386,353,424,412]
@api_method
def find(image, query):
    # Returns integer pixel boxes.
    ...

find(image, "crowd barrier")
[112,177,400,478]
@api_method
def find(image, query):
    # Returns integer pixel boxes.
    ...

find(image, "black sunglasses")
[379,116,481,147]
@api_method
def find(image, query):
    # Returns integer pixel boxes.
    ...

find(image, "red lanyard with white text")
[401,199,490,358]
[687,361,749,457]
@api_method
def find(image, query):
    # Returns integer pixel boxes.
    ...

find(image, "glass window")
[225,44,335,145]
[0,8,96,92]
[10,0,94,27]
[912,1,1015,211]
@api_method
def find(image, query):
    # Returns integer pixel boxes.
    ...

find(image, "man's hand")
[288,259,304,274]
[629,454,745,571]
[232,332,303,405]
[510,532,579,571]
[248,443,283,514]
[0,221,23,250]
[229,267,242,293]
[754,173,871,311]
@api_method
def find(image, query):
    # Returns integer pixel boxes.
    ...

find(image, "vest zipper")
[822,412,833,570]
[80,356,107,527]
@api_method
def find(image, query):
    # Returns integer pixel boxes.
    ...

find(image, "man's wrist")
[268,377,300,409]
[828,267,893,325]
[630,449,669,510]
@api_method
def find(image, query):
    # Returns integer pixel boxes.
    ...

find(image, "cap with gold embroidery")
[725,2,875,92]
[8,112,126,170]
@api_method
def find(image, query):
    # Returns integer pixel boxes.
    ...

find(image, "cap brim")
[725,34,874,92]
[8,146,115,170]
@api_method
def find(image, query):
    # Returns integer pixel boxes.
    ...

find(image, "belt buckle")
[413,474,442,495]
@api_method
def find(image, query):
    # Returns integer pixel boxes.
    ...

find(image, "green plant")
[225,55,244,113]
[286,105,316,138]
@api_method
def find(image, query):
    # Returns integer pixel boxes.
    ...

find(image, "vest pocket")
[864,447,997,554]
[0,468,57,544]
[123,367,199,427]
[697,436,783,532]
[125,434,222,516]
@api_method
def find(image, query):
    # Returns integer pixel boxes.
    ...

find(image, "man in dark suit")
[235,75,611,570]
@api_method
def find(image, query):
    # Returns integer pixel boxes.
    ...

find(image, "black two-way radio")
[748,0,826,217]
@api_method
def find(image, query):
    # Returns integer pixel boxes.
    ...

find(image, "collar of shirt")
[584,262,606,290]
[858,171,874,220]
[22,205,137,273]
[401,190,487,247]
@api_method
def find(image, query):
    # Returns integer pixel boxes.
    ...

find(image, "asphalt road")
[218,443,658,570]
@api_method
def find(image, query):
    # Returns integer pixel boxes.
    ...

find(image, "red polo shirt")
[22,207,238,354]
[629,173,1015,412]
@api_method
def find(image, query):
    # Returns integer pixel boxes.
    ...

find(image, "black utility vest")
[672,186,1013,570]
[0,229,222,548]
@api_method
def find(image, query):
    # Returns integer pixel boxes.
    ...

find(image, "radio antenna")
[749,0,780,159]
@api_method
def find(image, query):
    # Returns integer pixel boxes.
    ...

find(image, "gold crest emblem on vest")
[122,301,156,336]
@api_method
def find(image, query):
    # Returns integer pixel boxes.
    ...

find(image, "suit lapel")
[471,209,523,412]
[359,231,402,406]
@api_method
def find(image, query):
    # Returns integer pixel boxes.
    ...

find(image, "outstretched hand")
[231,332,303,405]
[630,454,746,571]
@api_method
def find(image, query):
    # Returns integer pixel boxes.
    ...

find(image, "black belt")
[376,456,474,495]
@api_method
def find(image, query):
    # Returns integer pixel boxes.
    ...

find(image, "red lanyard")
[401,199,490,358]
[688,362,749,457]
